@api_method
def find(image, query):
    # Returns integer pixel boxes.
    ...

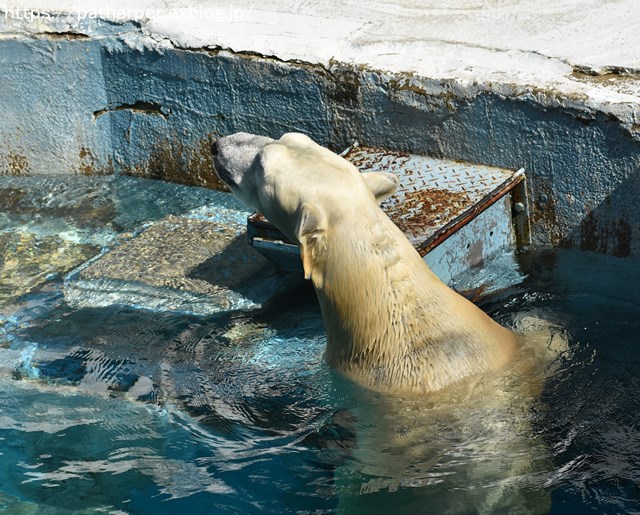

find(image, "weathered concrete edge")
[1,16,640,255]
[6,9,638,129]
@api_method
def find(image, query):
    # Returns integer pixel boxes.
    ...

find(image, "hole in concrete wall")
[93,101,170,120]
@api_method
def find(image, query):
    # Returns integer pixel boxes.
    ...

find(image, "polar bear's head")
[212,132,398,284]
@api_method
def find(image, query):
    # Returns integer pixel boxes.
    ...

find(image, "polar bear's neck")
[312,207,517,394]
[317,210,449,361]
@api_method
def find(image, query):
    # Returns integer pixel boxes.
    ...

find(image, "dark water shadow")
[186,233,301,305]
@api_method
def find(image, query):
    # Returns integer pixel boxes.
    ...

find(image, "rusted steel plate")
[341,145,525,256]
[249,145,525,257]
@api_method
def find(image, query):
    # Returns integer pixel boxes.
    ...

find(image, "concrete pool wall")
[2,2,640,255]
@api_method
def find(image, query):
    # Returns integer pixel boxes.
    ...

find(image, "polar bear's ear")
[297,203,328,287]
[362,172,399,204]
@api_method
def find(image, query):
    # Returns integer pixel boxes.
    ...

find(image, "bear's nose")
[211,139,219,157]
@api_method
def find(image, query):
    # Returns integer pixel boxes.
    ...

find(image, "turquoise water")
[1,176,640,513]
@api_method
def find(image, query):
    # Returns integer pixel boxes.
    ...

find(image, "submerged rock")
[0,232,98,307]
[65,216,299,316]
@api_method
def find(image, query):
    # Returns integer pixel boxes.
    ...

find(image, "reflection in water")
[332,317,565,514]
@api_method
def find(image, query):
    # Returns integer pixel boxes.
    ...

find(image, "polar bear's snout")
[211,132,274,191]
[210,139,233,187]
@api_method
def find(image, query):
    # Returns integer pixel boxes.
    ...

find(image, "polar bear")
[212,132,518,395]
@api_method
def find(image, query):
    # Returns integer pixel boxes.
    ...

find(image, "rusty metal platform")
[342,145,528,255]
[247,144,530,288]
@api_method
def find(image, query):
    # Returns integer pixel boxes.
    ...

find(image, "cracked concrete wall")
[98,47,333,187]
[0,37,112,176]
[1,32,640,254]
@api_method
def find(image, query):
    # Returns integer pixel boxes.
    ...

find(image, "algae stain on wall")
[0,151,30,176]
[123,136,228,191]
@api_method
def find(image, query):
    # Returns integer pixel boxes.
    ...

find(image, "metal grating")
[341,145,525,255]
